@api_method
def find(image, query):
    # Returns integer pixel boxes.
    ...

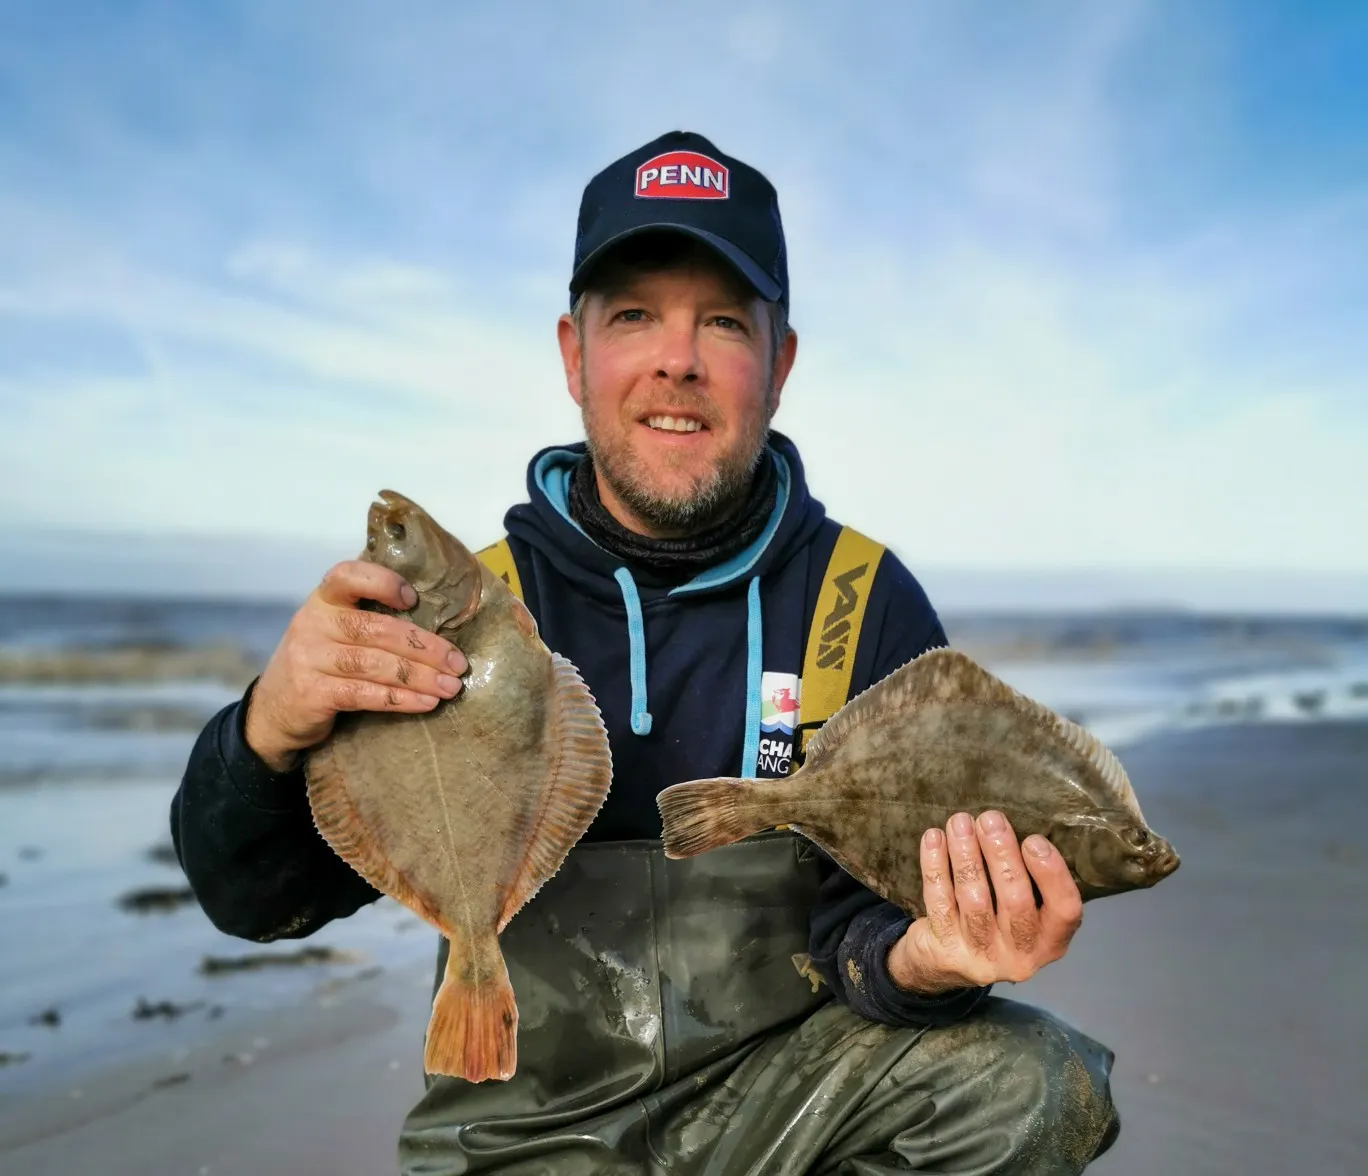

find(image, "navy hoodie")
[170,431,990,1028]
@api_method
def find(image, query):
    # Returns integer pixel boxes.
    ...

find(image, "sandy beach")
[1015,719,1368,1175]
[1,715,1364,1174]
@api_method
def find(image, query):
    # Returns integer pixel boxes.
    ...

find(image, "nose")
[654,317,702,385]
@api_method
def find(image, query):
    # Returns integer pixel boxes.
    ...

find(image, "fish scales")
[657,647,1178,921]
[304,490,613,1084]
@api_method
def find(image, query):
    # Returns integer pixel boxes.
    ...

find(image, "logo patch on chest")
[757,671,801,776]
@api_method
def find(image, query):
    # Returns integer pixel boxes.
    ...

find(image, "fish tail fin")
[423,943,517,1082]
[657,777,776,859]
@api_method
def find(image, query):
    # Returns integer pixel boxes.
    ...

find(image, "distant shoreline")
[3,548,1367,614]
[1,605,1362,687]
[4,592,1367,622]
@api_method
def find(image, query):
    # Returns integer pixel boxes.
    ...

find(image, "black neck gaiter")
[567,450,778,586]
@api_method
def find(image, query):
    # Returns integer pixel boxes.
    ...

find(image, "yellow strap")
[793,525,885,765]
[474,537,523,602]
[475,528,880,771]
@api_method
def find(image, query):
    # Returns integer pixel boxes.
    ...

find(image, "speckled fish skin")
[657,647,1179,918]
[304,490,613,1083]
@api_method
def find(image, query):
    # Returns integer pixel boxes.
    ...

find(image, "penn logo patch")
[635,151,729,200]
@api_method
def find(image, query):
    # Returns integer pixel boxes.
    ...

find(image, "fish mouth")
[367,489,419,549]
[1154,847,1181,878]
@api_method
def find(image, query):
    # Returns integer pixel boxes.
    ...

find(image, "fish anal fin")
[306,741,446,933]
[791,821,927,921]
[496,653,613,932]
[804,647,1143,821]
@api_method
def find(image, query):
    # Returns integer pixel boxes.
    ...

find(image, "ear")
[557,311,585,408]
[767,324,799,414]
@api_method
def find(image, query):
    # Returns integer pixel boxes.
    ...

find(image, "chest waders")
[395,537,1120,1175]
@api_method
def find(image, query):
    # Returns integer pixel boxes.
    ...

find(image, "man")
[172,131,1120,1174]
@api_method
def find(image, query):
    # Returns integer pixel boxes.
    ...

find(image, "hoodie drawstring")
[739,575,763,779]
[613,567,653,736]
[615,566,765,781]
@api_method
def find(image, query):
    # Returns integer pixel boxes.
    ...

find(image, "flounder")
[657,647,1178,917]
[305,490,612,1082]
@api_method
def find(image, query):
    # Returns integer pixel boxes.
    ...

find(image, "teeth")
[647,415,703,433]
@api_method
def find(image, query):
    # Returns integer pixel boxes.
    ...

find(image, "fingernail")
[1026,836,1052,858]
[437,674,461,695]
[400,583,418,609]
[979,810,1005,834]
[446,649,468,674]
[923,828,942,849]
[950,813,973,837]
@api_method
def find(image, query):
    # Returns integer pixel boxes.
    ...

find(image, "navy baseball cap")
[569,130,789,311]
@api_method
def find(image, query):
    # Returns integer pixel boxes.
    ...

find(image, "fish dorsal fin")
[496,652,613,932]
[803,647,1143,821]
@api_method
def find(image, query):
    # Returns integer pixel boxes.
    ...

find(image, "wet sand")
[1014,719,1368,1174]
[0,957,438,1176]
[2,720,1365,1174]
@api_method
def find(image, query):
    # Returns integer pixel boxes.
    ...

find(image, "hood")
[503,430,827,770]
[504,429,826,606]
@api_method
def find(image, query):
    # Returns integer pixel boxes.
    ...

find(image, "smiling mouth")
[643,414,707,434]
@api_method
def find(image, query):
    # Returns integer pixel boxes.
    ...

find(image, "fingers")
[1022,835,1084,958]
[919,827,959,942]
[330,607,466,673]
[304,560,473,713]
[325,677,444,715]
[317,559,419,613]
[328,639,465,700]
[945,812,995,952]
[315,572,468,682]
[976,811,1043,968]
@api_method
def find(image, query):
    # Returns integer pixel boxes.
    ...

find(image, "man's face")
[558,243,797,536]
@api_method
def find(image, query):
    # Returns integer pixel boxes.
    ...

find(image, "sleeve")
[805,550,992,1027]
[169,678,381,943]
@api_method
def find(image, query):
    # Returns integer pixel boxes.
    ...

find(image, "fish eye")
[385,521,406,541]
[366,535,377,552]
[1126,828,1150,848]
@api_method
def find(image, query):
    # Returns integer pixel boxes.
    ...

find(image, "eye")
[1126,828,1150,848]
[712,315,745,331]
[385,521,406,541]
[614,308,647,322]
[366,535,377,552]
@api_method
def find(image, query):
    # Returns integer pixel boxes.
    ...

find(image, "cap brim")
[569,223,783,305]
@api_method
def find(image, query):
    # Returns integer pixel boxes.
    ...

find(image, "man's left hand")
[886,809,1083,996]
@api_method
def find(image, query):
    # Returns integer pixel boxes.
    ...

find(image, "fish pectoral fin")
[495,653,613,932]
[791,952,827,994]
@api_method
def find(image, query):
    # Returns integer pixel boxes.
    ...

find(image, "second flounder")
[657,647,1179,916]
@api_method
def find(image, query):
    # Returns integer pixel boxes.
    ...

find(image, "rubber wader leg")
[650,996,1120,1176]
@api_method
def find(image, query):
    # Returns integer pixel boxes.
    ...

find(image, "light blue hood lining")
[534,448,790,779]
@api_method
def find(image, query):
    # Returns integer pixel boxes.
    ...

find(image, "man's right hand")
[243,560,470,772]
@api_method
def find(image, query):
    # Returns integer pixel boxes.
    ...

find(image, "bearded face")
[560,237,793,537]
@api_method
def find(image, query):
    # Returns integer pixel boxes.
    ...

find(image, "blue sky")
[1,1,1365,604]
